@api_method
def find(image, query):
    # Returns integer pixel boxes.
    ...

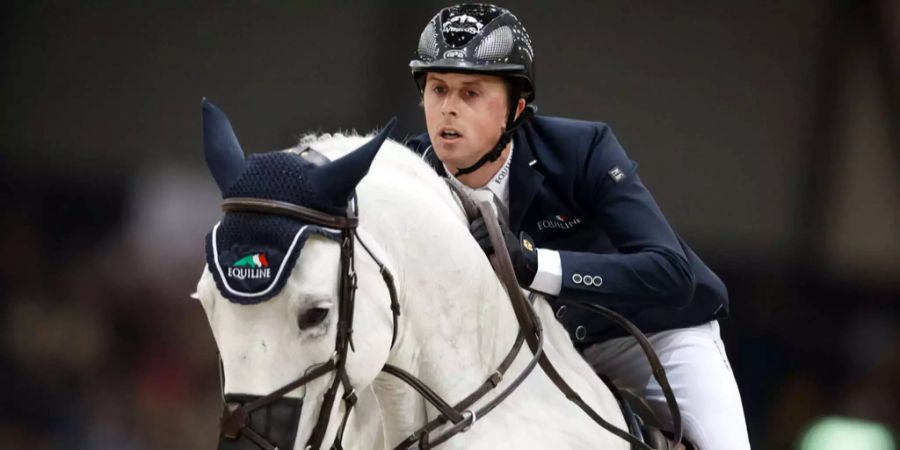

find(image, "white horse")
[194,100,630,450]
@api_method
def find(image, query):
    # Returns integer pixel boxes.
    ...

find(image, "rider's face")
[423,72,510,171]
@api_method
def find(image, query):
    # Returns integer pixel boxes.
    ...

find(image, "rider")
[404,4,751,449]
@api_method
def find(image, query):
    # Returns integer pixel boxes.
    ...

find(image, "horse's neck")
[354,147,628,449]
[312,137,517,391]
[361,176,519,382]
[357,181,528,448]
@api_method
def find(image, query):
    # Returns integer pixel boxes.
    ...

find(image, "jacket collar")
[422,129,543,232]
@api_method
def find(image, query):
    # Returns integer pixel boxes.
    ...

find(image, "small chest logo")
[493,161,510,185]
[537,215,582,231]
[227,252,272,280]
[609,166,626,183]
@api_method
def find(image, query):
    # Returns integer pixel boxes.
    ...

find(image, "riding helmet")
[410,3,536,102]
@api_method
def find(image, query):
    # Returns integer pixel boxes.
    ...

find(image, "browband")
[223,197,358,229]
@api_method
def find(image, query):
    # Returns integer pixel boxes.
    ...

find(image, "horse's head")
[195,99,396,450]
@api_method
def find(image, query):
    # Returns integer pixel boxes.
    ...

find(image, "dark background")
[1,1,898,448]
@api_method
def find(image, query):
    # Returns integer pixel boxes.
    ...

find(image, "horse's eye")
[298,307,330,330]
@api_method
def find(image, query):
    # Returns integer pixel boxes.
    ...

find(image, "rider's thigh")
[583,321,751,450]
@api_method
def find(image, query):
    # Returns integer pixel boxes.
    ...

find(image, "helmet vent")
[474,25,513,61]
[417,21,440,59]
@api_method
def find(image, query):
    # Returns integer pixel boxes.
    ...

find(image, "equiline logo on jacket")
[227,253,272,280]
[537,214,582,231]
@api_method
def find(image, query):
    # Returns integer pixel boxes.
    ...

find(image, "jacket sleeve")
[556,124,695,309]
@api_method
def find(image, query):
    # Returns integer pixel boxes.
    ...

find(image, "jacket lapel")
[419,130,541,232]
[508,128,544,233]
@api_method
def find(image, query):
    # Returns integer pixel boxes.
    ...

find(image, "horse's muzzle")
[218,393,303,449]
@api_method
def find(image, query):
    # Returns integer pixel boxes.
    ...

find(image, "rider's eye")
[298,307,330,330]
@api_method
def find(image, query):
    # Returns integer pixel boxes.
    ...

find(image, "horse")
[193,99,631,450]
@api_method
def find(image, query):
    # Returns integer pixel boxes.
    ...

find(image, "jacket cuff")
[529,248,562,295]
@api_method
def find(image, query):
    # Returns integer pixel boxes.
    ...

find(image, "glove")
[469,216,539,287]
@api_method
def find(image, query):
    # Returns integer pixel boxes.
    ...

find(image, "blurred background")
[1,1,898,448]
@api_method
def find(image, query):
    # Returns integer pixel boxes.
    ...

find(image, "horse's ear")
[202,98,246,194]
[311,117,397,207]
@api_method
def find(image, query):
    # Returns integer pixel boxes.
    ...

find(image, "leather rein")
[447,182,683,450]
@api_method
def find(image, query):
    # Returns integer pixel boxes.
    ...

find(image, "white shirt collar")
[445,142,514,211]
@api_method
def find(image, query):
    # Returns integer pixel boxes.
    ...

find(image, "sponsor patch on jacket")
[609,166,626,183]
[537,214,582,231]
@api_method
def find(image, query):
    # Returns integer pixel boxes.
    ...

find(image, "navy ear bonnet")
[204,153,343,305]
[224,151,349,216]
[200,98,396,304]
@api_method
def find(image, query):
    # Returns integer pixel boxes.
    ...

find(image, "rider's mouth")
[439,128,463,141]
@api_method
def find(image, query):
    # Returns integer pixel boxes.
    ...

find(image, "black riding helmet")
[410,3,537,176]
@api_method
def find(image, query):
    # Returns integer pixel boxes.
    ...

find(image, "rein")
[453,182,683,450]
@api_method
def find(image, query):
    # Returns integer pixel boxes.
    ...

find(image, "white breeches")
[583,320,751,450]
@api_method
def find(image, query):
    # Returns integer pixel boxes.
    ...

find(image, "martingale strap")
[384,314,539,450]
[382,328,528,446]
[381,184,550,449]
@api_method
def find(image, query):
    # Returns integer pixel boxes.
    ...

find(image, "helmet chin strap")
[454,103,536,177]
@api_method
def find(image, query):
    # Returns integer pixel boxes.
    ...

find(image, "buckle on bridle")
[343,388,358,406]
[488,370,503,387]
[461,409,478,432]
[220,402,250,440]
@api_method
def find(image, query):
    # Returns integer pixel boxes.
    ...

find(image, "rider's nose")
[440,95,459,117]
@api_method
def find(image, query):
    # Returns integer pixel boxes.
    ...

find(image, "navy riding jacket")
[406,115,729,347]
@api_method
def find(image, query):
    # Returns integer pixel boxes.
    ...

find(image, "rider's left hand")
[469,217,538,287]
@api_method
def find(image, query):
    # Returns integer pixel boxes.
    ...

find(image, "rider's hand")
[469,217,538,287]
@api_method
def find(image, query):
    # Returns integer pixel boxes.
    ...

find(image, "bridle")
[216,194,394,450]
[215,178,682,450]
[214,186,547,450]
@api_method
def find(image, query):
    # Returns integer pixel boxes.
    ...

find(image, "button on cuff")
[555,305,567,318]
[575,325,586,341]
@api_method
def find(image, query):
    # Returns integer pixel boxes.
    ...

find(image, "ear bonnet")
[201,99,395,303]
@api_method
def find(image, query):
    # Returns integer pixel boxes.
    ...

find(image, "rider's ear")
[201,98,246,194]
[514,98,527,121]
